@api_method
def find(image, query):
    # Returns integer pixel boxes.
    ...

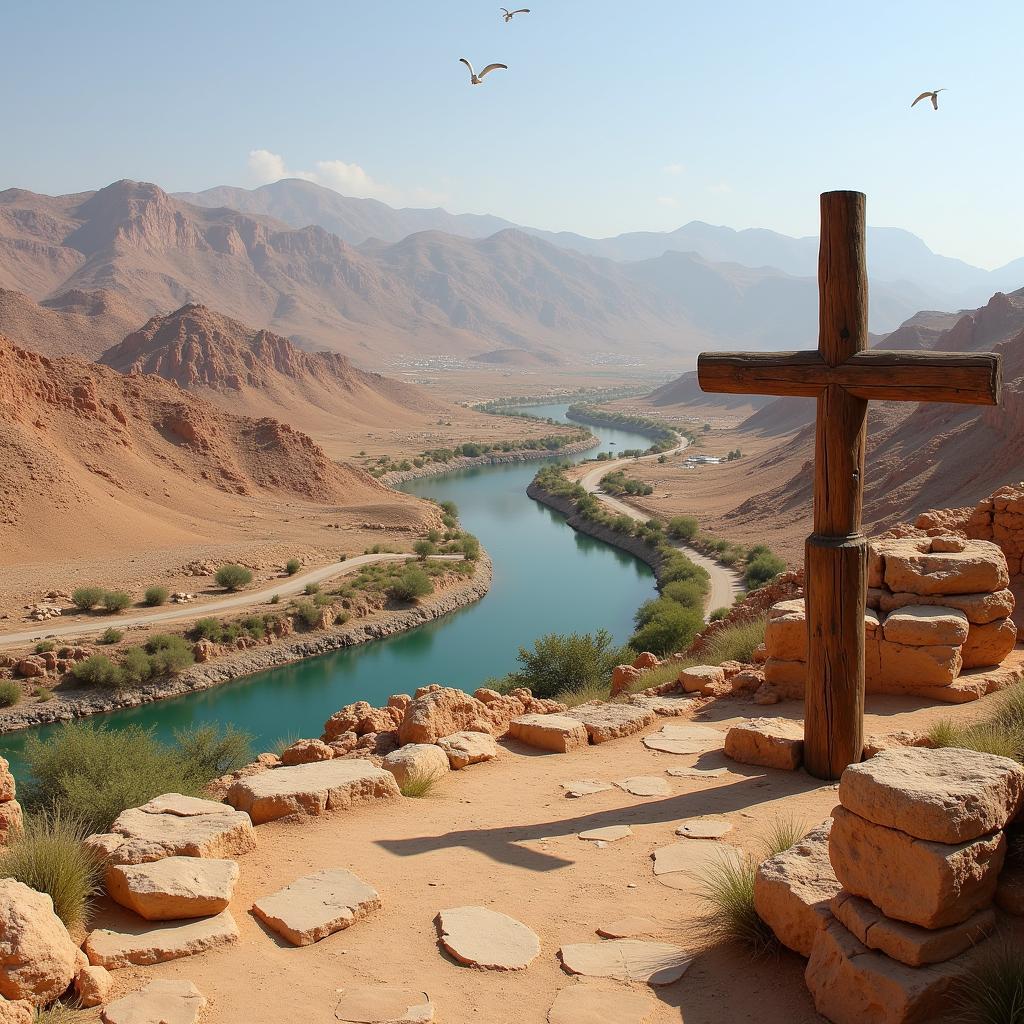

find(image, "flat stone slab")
[110,795,255,864]
[85,910,239,969]
[435,731,499,770]
[226,759,401,824]
[831,890,995,967]
[253,869,381,946]
[562,780,614,798]
[579,825,632,843]
[596,917,659,939]
[642,723,723,755]
[548,984,658,1023]
[563,702,656,743]
[665,766,729,780]
[652,843,741,890]
[675,818,733,839]
[559,940,693,986]
[628,694,695,716]
[106,856,239,921]
[508,714,589,753]
[438,906,540,970]
[838,746,1024,843]
[616,776,671,797]
[101,979,206,1024]
[334,986,434,1023]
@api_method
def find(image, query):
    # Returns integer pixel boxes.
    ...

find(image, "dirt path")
[0,554,463,649]
[577,443,742,614]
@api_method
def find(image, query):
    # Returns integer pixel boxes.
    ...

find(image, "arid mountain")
[0,288,136,359]
[0,334,433,565]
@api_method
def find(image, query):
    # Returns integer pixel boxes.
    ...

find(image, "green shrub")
[293,599,323,630]
[0,680,22,707]
[0,810,100,928]
[667,515,699,541]
[35,640,55,654]
[120,647,154,686]
[389,568,433,602]
[426,529,442,544]
[33,686,54,702]
[439,500,458,517]
[70,654,123,688]
[98,627,123,645]
[413,540,437,560]
[744,553,786,591]
[70,586,104,611]
[702,616,768,664]
[952,940,1024,1023]
[215,564,253,591]
[662,579,707,611]
[630,601,704,656]
[190,618,222,642]
[144,635,194,675]
[285,558,302,575]
[34,1004,80,1024]
[399,774,438,798]
[502,629,630,701]
[270,594,281,604]
[304,582,321,596]
[173,725,252,789]
[22,721,250,834]
[708,607,731,622]
[461,534,481,561]
[143,585,169,607]
[101,590,132,613]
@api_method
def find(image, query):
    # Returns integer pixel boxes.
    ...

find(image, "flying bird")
[459,58,508,85]
[911,89,946,110]
[501,8,530,21]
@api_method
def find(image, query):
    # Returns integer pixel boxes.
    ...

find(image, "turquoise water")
[0,407,656,772]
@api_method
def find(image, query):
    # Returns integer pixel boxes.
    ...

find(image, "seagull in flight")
[501,8,530,21]
[911,89,946,110]
[460,58,508,85]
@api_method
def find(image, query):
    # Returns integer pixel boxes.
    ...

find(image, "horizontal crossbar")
[697,349,1002,406]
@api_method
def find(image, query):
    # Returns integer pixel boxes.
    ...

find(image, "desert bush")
[35,640,55,654]
[502,629,630,701]
[70,586,104,611]
[215,564,253,591]
[173,725,252,789]
[929,719,1022,762]
[708,607,730,622]
[389,568,433,602]
[662,579,707,611]
[399,774,438,798]
[952,940,1024,1023]
[190,618,223,642]
[120,647,154,686]
[33,686,54,702]
[0,810,100,928]
[667,515,699,541]
[293,599,323,630]
[98,627,123,645]
[630,600,703,656]
[285,558,302,575]
[70,654,123,688]
[413,540,437,560]
[22,721,250,834]
[461,534,481,561]
[144,634,194,675]
[426,529,442,544]
[33,1004,80,1024]
[744,552,786,591]
[702,615,769,664]
[143,585,169,607]
[270,593,281,604]
[101,590,132,613]
[0,680,22,707]
[304,582,321,596]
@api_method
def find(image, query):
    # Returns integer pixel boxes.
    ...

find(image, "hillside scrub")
[631,599,704,655]
[144,585,170,606]
[929,683,1024,763]
[100,590,132,614]
[500,629,632,701]
[70,586,104,611]
[0,680,22,707]
[215,563,254,591]
[389,567,434,602]
[565,403,685,453]
[600,469,654,497]
[285,558,302,575]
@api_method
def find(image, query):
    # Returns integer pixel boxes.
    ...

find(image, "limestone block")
[382,744,450,788]
[435,731,500,770]
[869,638,962,692]
[882,541,1009,596]
[508,714,588,753]
[877,589,1015,625]
[563,702,656,743]
[724,718,803,771]
[678,665,725,694]
[765,610,806,661]
[762,659,805,699]
[882,606,969,647]
[962,617,1018,669]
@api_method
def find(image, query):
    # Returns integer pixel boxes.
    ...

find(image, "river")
[0,407,659,770]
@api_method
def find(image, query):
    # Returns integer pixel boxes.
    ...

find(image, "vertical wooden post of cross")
[804,192,869,779]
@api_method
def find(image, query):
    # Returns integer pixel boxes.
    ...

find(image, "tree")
[215,564,253,591]
[630,602,703,656]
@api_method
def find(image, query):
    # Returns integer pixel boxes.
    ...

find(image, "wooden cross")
[697,191,1002,780]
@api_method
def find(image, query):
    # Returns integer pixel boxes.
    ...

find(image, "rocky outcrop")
[0,759,22,848]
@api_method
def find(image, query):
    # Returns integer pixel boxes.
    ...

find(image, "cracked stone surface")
[614,777,670,797]
[559,940,693,985]
[579,825,632,843]
[437,906,540,971]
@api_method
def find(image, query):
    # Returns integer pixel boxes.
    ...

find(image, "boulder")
[632,652,660,669]
[508,714,588,753]
[610,664,643,696]
[678,665,725,694]
[877,589,1015,625]
[0,878,79,1005]
[870,639,962,692]
[0,999,33,1023]
[109,795,255,864]
[882,540,1009,596]
[828,806,1005,929]
[437,906,540,971]
[13,660,44,679]
[0,802,23,846]
[105,857,239,921]
[397,687,493,745]
[881,606,969,647]
[962,618,1018,669]
[252,869,380,946]
[101,979,207,1024]
[382,744,450,787]
[839,746,1024,843]
[84,910,239,969]
[753,821,840,957]
[279,738,335,765]
[831,890,994,967]
[0,759,15,803]
[563,702,656,743]
[226,759,400,824]
[724,718,804,771]
[75,963,113,1007]
[435,732,500,770]
[805,919,967,1024]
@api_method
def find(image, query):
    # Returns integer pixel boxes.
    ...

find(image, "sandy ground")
[85,669,1023,1024]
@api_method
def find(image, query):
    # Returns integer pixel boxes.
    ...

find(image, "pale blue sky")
[3,0,1022,267]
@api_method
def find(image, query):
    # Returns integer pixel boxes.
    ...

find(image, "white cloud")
[246,149,447,207]
[663,163,685,176]
[656,196,680,208]
[706,181,733,195]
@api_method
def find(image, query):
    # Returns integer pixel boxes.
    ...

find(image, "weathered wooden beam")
[696,351,826,397]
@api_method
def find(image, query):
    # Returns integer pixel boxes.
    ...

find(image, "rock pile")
[0,757,23,846]
[762,536,1018,702]
[804,747,1024,1024]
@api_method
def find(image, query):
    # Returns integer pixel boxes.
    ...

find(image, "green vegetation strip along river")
[0,407,661,774]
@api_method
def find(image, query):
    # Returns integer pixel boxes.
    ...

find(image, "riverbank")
[380,435,598,486]
[0,557,493,733]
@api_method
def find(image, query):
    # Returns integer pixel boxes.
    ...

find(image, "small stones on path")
[334,986,434,1023]
[559,939,693,985]
[252,869,381,946]
[85,910,239,969]
[596,917,659,939]
[579,825,632,843]
[437,906,540,971]
[675,818,733,840]
[547,984,658,1023]
[561,780,613,798]
[652,842,742,890]
[642,723,723,756]
[101,979,206,1024]
[614,776,670,797]
[106,856,239,921]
